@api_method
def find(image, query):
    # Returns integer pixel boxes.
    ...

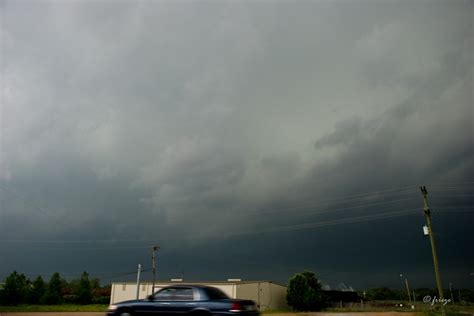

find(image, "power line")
[1,204,471,246]
[0,268,153,282]
[0,239,162,244]
[222,208,420,237]
[250,188,418,214]
[256,195,418,218]
[0,245,155,251]
[436,209,474,213]
[224,185,471,218]
[1,183,471,223]
[430,194,474,198]
[1,184,471,245]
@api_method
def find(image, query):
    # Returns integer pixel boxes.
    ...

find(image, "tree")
[365,287,404,300]
[1,271,30,305]
[42,272,63,304]
[90,277,100,290]
[29,276,46,304]
[92,285,111,304]
[286,271,326,311]
[75,271,92,304]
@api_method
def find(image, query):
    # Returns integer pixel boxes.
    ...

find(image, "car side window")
[174,288,194,301]
[154,287,195,301]
[154,288,175,300]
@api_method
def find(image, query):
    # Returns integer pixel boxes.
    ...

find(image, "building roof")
[112,280,287,287]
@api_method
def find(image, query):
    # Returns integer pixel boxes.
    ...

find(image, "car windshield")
[205,287,229,300]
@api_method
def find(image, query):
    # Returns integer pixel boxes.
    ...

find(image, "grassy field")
[324,303,474,316]
[263,302,474,315]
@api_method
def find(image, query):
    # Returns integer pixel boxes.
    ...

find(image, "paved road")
[0,313,105,316]
[0,313,418,316]
[277,313,418,316]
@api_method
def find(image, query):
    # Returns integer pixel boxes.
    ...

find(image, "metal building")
[110,280,288,311]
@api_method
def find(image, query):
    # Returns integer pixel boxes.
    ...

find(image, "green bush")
[63,294,79,304]
[92,296,110,304]
[286,271,327,311]
[365,287,404,300]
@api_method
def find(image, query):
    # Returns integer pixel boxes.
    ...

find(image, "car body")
[107,284,260,316]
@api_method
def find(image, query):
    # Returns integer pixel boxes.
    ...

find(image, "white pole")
[136,264,142,300]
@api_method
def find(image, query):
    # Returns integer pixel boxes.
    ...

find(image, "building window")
[142,284,147,291]
[122,284,126,291]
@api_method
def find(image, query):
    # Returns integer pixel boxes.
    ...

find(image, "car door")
[134,287,177,315]
[167,287,197,315]
[153,287,178,316]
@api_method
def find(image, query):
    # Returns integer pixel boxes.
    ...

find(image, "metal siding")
[235,282,289,311]
[236,283,259,306]
[110,283,136,304]
[268,283,289,310]
[195,283,235,298]
[109,281,287,308]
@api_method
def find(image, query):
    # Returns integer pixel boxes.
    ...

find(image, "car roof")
[160,284,213,289]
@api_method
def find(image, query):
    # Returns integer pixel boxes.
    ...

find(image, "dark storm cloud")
[0,0,472,288]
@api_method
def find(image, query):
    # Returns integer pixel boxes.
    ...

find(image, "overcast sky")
[0,0,473,290]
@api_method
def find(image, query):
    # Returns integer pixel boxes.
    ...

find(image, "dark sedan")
[107,285,259,316]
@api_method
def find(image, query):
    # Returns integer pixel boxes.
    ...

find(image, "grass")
[262,308,293,314]
[0,304,108,312]
[263,302,474,315]
[324,303,474,315]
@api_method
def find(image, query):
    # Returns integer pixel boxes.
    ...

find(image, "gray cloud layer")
[1,0,472,288]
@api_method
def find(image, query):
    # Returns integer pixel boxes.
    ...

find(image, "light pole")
[136,264,142,299]
[400,274,412,305]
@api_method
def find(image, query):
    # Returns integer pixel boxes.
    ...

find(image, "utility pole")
[405,278,412,305]
[151,245,160,294]
[420,186,445,313]
[136,264,142,300]
[449,283,454,303]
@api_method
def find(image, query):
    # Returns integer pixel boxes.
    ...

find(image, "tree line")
[0,271,110,305]
[363,287,474,302]
[285,271,474,312]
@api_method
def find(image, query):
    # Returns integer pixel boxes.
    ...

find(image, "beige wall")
[110,281,288,311]
[236,282,288,311]
[110,282,152,304]
[235,283,259,306]
[268,283,289,310]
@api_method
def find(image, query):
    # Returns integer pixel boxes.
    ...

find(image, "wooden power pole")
[151,245,160,294]
[420,186,445,308]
